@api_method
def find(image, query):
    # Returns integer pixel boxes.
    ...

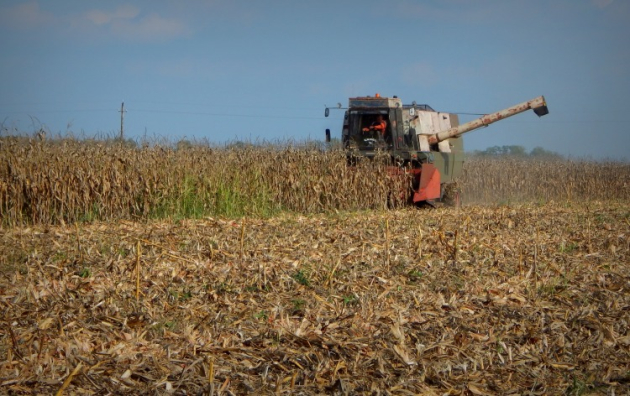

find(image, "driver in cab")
[363,114,387,137]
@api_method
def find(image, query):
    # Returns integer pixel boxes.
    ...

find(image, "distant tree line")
[470,145,563,159]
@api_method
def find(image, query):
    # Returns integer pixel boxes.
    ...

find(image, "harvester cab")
[325,94,549,205]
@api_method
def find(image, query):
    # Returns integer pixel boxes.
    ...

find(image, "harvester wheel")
[441,182,461,207]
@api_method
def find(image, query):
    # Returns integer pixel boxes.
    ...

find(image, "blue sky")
[1,0,628,159]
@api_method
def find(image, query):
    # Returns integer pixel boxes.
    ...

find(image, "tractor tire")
[441,182,461,207]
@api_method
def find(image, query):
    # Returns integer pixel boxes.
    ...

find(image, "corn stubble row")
[0,203,628,394]
[1,138,629,225]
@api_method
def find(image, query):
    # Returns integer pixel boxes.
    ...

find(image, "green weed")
[78,267,91,278]
[292,269,310,287]
[254,311,268,321]
[291,299,306,313]
[407,269,424,281]
[559,241,579,253]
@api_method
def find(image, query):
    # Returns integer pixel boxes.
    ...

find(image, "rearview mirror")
[325,108,330,117]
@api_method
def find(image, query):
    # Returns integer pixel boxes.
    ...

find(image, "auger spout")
[427,96,548,145]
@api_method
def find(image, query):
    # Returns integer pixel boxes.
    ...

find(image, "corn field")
[461,156,630,204]
[1,137,629,226]
[1,137,629,394]
[0,138,408,226]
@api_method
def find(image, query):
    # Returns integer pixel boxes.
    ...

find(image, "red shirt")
[372,120,387,135]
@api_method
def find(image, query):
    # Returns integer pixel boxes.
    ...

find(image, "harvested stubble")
[1,202,629,394]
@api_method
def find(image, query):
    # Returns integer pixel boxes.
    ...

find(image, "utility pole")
[119,101,126,140]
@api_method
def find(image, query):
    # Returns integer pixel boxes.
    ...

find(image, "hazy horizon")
[1,1,628,160]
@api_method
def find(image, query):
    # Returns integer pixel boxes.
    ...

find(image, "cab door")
[389,108,407,150]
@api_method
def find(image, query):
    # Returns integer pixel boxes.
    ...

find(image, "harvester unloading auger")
[325,94,549,205]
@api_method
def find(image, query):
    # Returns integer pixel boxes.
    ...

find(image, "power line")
[0,104,625,123]
[130,108,323,120]
[444,111,487,116]
[0,100,319,112]
[0,106,323,120]
[130,100,317,112]
[1,109,115,114]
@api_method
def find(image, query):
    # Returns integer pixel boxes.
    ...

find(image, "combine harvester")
[325,94,549,205]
